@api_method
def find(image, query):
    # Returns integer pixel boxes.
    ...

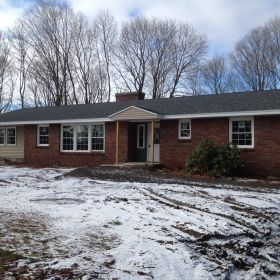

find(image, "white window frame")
[178,119,191,140]
[0,127,5,146]
[6,127,16,146]
[60,123,105,153]
[137,124,146,149]
[37,124,49,147]
[229,117,254,149]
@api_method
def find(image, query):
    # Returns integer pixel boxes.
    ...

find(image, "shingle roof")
[1,90,280,123]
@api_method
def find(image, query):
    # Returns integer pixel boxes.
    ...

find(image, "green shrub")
[186,139,243,177]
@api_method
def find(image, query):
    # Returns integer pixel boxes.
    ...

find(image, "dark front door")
[136,123,147,162]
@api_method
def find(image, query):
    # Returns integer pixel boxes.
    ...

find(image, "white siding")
[111,107,157,120]
[0,126,24,160]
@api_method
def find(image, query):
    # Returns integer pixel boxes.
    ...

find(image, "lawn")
[0,166,279,279]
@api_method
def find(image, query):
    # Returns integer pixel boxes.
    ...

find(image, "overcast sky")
[1,0,280,54]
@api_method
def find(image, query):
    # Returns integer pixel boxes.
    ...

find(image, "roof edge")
[161,109,280,119]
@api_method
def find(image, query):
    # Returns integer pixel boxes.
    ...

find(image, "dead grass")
[0,248,22,276]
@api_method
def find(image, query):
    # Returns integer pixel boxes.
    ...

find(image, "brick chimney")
[115,91,145,102]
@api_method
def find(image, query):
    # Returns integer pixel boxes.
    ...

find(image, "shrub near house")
[187,139,243,177]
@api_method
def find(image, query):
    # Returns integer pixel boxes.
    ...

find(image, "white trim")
[161,109,280,120]
[229,117,254,149]
[0,118,111,126]
[60,122,105,153]
[37,124,49,147]
[137,124,146,149]
[178,119,191,140]
[109,106,158,119]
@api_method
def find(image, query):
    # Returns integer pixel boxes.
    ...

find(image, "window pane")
[63,126,74,150]
[7,128,16,145]
[92,138,104,151]
[92,125,104,137]
[231,120,252,146]
[0,128,5,145]
[154,128,160,144]
[77,125,88,151]
[180,121,190,138]
[92,124,104,151]
[39,126,49,145]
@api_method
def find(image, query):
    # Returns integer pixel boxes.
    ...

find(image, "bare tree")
[114,17,207,98]
[11,23,34,108]
[169,23,207,97]
[147,18,175,99]
[231,26,277,92]
[17,0,76,106]
[265,16,280,85]
[114,17,150,94]
[71,14,96,104]
[201,55,237,94]
[94,10,117,102]
[0,32,14,113]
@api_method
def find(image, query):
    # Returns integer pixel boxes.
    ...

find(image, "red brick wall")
[160,116,280,177]
[160,118,229,169]
[23,116,280,176]
[115,92,145,102]
[242,116,280,176]
[24,122,128,167]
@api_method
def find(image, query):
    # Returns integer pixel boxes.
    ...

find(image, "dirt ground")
[0,165,279,279]
[67,165,280,188]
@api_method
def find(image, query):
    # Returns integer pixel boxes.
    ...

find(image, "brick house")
[0,90,280,176]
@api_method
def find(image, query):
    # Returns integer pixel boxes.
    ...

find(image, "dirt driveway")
[0,165,279,279]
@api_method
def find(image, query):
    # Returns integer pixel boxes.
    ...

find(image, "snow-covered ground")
[0,166,279,279]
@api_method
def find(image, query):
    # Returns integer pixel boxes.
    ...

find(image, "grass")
[0,248,22,275]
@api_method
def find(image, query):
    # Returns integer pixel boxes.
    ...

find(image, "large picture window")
[178,120,191,139]
[37,125,49,146]
[61,123,104,152]
[230,118,254,148]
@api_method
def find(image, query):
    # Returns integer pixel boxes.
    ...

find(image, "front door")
[136,124,147,162]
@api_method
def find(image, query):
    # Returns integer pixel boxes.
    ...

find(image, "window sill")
[37,145,49,149]
[178,139,192,143]
[60,150,105,155]
[238,147,255,151]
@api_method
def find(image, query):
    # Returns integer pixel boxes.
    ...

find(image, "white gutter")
[160,109,280,119]
[0,118,112,126]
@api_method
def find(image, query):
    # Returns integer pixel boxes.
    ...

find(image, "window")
[92,124,104,151]
[137,124,145,148]
[77,125,88,151]
[61,123,105,152]
[38,125,49,146]
[0,128,5,145]
[230,118,254,148]
[178,120,191,139]
[62,125,74,151]
[6,128,16,145]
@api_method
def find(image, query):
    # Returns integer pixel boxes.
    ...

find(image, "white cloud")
[0,0,280,53]
[70,0,280,53]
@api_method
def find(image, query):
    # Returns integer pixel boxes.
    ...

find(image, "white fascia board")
[0,118,112,126]
[160,109,280,119]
